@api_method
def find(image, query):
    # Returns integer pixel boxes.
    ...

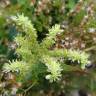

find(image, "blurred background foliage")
[0,0,96,96]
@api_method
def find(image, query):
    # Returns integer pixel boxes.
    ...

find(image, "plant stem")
[84,46,96,52]
[24,82,37,96]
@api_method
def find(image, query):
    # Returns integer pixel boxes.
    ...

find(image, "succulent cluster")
[0,0,96,95]
[3,14,89,85]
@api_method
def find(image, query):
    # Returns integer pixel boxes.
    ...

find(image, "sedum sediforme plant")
[3,14,90,91]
